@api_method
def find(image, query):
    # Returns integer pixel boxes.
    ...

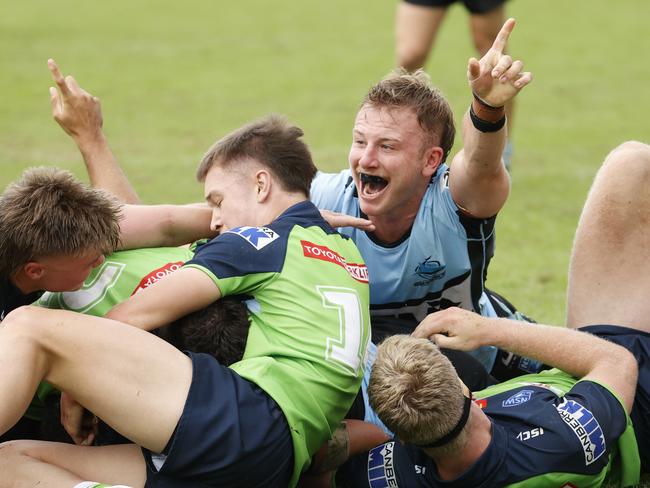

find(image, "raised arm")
[48,58,140,204]
[413,307,638,412]
[106,267,220,331]
[448,19,532,218]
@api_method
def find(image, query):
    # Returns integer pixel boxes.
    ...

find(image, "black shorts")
[403,0,506,14]
[142,352,293,488]
[580,324,650,471]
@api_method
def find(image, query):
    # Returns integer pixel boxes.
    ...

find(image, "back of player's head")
[0,167,121,277]
[368,335,469,456]
[362,69,455,163]
[159,296,250,365]
[195,115,317,197]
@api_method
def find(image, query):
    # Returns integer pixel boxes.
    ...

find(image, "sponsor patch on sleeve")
[556,399,606,465]
[226,226,280,250]
[301,240,368,283]
[502,389,534,407]
[368,442,398,487]
[132,262,184,295]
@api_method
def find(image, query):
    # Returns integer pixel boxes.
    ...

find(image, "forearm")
[74,131,140,204]
[484,318,632,380]
[460,98,507,177]
[118,204,215,250]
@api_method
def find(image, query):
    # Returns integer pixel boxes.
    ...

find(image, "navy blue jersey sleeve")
[185,226,288,279]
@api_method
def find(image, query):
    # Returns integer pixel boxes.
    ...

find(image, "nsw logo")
[502,389,534,408]
[368,442,398,488]
[556,399,606,465]
[226,226,279,250]
[414,256,446,286]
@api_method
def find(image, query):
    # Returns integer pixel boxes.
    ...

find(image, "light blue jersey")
[311,165,498,369]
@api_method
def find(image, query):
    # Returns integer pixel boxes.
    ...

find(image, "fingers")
[48,58,70,96]
[514,71,533,89]
[412,310,450,339]
[49,86,59,111]
[467,57,481,82]
[491,17,515,53]
[491,55,513,79]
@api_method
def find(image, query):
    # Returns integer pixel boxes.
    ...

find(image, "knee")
[0,439,37,462]
[396,44,429,72]
[599,140,650,186]
[1,306,46,342]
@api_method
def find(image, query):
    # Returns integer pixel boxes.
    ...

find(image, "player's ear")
[22,261,46,281]
[256,170,271,203]
[422,145,444,178]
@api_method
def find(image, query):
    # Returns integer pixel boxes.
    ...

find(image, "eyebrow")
[204,191,221,203]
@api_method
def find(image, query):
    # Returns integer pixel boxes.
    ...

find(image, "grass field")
[2,0,649,484]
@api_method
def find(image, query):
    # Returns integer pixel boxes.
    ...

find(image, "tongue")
[365,180,386,194]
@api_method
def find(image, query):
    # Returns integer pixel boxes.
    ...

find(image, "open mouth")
[359,173,388,197]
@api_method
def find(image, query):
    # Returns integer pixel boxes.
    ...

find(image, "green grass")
[2,1,649,484]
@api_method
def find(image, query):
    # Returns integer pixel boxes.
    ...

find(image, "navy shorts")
[142,352,293,488]
[581,324,650,470]
[403,0,506,14]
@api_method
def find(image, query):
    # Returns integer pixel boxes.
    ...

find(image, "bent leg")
[395,2,448,71]
[0,440,145,487]
[0,306,192,453]
[567,141,650,332]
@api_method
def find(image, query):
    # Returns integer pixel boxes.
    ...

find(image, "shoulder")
[310,169,357,212]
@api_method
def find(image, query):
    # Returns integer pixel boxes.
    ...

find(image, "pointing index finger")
[47,58,70,95]
[491,18,515,54]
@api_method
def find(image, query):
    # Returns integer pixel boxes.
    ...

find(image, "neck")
[427,407,492,481]
[367,210,417,245]
[264,192,306,224]
[9,271,40,295]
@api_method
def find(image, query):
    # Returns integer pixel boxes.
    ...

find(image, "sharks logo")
[414,256,446,286]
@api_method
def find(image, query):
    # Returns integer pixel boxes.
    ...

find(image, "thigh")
[0,440,145,487]
[567,142,650,331]
[395,1,449,63]
[467,2,506,55]
[4,306,192,453]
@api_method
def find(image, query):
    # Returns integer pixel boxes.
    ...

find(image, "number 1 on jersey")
[318,286,366,373]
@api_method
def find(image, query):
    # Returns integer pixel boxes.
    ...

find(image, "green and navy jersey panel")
[37,246,194,316]
[341,370,639,487]
[184,200,371,486]
[311,165,498,369]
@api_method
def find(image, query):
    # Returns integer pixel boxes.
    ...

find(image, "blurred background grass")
[2,0,649,330]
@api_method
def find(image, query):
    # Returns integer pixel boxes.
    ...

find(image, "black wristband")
[470,104,506,133]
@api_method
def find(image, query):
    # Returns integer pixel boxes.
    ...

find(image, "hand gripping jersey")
[341,369,640,488]
[185,201,371,486]
[311,165,499,368]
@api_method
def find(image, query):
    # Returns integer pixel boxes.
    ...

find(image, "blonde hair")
[362,69,456,163]
[0,167,121,277]
[368,335,469,455]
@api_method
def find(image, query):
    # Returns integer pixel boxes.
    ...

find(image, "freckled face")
[38,252,105,292]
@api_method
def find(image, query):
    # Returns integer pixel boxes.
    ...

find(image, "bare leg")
[0,441,145,488]
[395,2,447,71]
[567,141,650,331]
[0,306,192,453]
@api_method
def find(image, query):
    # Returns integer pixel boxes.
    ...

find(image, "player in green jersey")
[0,115,371,488]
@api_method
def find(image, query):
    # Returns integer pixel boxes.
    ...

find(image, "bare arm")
[106,267,220,331]
[118,204,215,249]
[48,59,140,204]
[448,19,532,218]
[413,307,638,412]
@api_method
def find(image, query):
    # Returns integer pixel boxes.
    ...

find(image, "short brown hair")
[0,167,121,277]
[368,335,469,455]
[196,115,317,197]
[362,69,456,163]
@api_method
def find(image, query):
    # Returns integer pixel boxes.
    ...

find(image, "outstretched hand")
[48,58,104,140]
[412,307,492,351]
[467,18,532,108]
[320,209,376,232]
